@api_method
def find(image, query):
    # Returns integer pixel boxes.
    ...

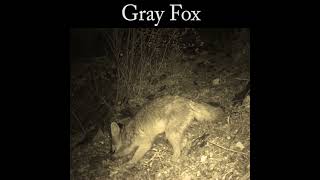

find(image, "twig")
[71,108,86,135]
[145,150,161,164]
[235,78,249,81]
[208,141,249,157]
[227,115,230,124]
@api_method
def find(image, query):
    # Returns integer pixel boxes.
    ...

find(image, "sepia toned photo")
[70,28,250,179]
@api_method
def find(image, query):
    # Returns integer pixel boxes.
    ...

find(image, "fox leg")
[128,142,152,164]
[166,131,182,161]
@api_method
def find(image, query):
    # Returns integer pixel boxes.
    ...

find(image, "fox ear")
[111,122,120,137]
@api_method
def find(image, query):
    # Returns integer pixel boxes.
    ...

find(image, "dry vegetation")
[71,28,250,180]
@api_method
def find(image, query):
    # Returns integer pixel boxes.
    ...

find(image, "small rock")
[196,171,201,177]
[209,164,215,171]
[209,152,214,158]
[200,155,207,163]
[235,141,245,150]
[212,78,220,86]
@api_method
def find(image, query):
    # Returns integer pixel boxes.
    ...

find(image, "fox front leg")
[127,143,152,164]
[113,144,136,159]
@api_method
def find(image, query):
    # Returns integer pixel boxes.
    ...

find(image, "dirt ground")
[70,31,250,180]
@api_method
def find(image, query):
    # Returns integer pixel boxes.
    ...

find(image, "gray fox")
[111,95,224,164]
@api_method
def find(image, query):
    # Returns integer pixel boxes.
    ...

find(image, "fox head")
[110,122,123,154]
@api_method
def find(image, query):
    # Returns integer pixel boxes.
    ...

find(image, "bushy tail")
[189,101,224,122]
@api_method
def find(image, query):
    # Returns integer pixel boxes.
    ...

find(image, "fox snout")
[110,148,116,155]
[110,149,121,161]
[110,153,117,161]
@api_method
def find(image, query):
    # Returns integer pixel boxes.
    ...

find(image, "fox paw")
[124,161,136,169]
[171,157,178,162]
[171,154,182,162]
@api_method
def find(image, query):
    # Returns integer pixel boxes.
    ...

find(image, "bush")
[104,28,188,104]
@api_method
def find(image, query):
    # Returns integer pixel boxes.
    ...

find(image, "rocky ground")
[70,35,250,180]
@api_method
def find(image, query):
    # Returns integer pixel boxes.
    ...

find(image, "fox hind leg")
[166,131,183,161]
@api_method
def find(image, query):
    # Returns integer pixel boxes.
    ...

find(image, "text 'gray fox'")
[111,95,224,164]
